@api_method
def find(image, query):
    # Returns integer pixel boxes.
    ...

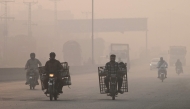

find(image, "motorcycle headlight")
[150,64,152,66]
[49,74,54,77]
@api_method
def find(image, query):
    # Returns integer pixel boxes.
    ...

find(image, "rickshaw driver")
[104,54,124,94]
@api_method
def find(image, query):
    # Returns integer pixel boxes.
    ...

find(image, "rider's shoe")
[36,81,39,85]
[25,82,29,85]
[165,76,167,78]
[58,90,63,93]
[105,89,109,93]
[44,90,49,94]
[118,89,124,94]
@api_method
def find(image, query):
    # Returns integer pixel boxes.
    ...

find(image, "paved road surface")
[0,65,190,109]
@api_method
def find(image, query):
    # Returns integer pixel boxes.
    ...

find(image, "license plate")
[49,83,52,85]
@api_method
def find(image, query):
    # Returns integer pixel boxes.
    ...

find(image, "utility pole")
[92,0,94,64]
[0,0,15,65]
[23,0,38,37]
[50,0,62,37]
[146,30,148,56]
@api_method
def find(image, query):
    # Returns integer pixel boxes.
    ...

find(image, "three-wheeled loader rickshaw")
[98,63,128,100]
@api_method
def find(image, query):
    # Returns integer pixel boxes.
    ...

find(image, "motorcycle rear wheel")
[112,95,115,100]
[161,74,164,82]
[54,94,57,101]
[49,86,53,101]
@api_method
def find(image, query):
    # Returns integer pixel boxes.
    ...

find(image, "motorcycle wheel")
[50,94,53,101]
[54,94,57,101]
[111,90,116,100]
[112,95,115,100]
[49,87,53,101]
[178,71,180,75]
[30,85,32,90]
[161,74,164,82]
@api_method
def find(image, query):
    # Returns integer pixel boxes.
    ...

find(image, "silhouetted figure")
[175,59,183,73]
[104,54,123,94]
[43,52,64,94]
[157,57,168,78]
[25,53,42,85]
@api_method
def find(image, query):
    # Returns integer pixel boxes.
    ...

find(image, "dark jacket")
[45,59,63,74]
[105,61,119,75]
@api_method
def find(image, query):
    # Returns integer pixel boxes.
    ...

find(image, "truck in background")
[110,44,130,71]
[63,41,82,66]
[168,46,187,66]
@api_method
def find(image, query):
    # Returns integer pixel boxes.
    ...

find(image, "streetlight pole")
[146,30,148,56]
[92,0,94,64]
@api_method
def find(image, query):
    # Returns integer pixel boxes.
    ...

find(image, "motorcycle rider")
[43,52,64,94]
[105,54,124,94]
[157,57,168,78]
[175,59,183,73]
[25,53,42,85]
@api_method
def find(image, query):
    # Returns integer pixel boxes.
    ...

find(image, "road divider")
[0,58,149,82]
[0,65,98,82]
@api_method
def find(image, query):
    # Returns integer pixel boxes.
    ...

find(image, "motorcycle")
[176,67,182,75]
[108,74,118,100]
[28,69,37,90]
[39,62,71,101]
[159,67,167,82]
[98,64,128,100]
[48,73,59,101]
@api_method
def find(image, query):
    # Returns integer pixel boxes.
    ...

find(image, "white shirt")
[25,58,42,70]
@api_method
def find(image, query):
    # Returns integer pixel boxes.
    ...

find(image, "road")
[0,65,190,109]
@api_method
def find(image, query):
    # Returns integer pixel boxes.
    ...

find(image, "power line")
[23,0,38,37]
[0,0,15,65]
[50,0,62,36]
[0,0,15,35]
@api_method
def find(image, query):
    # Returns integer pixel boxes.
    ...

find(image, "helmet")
[50,52,56,57]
